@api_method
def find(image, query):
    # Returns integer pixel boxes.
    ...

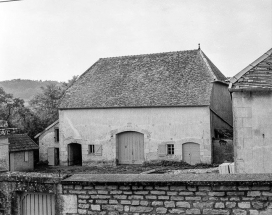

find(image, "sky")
[0,0,271,82]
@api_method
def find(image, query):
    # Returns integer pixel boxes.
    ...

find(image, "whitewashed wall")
[233,91,272,173]
[59,107,212,166]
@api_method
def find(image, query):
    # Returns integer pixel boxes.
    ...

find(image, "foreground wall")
[59,107,212,166]
[0,173,272,215]
[232,91,272,173]
[61,174,272,215]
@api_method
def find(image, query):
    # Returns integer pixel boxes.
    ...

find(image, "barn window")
[54,128,59,142]
[167,144,174,155]
[89,145,102,156]
[89,145,95,154]
[24,151,29,162]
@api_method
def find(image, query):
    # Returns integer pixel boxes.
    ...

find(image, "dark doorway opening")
[68,143,82,166]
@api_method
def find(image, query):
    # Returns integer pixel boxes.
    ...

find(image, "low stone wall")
[1,173,272,215]
[61,174,272,215]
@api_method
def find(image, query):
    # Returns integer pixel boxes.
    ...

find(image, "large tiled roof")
[60,49,227,109]
[8,134,39,152]
[230,48,272,91]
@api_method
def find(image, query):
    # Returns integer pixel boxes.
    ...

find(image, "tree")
[29,83,64,126]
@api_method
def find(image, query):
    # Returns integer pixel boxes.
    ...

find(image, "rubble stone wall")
[61,176,272,215]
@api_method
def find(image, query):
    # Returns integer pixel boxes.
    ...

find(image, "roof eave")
[229,87,272,92]
[199,50,217,81]
[59,105,211,110]
[34,120,59,139]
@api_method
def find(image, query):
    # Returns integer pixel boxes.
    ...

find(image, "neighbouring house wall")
[0,137,9,171]
[59,107,212,166]
[10,151,34,171]
[210,82,233,137]
[39,124,59,163]
[232,91,272,173]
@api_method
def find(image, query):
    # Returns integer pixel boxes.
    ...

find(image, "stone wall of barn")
[232,91,272,173]
[59,106,212,166]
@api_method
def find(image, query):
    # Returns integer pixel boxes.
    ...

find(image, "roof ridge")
[198,50,217,80]
[100,49,198,60]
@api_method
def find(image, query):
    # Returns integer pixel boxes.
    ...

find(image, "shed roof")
[229,48,272,91]
[60,49,227,109]
[8,134,39,152]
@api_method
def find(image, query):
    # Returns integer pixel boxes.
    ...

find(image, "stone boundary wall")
[1,173,272,215]
[61,174,272,215]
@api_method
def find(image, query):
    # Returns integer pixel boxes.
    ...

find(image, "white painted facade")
[59,106,212,166]
[233,91,272,173]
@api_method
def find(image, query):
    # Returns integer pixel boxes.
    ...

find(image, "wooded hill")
[0,79,60,104]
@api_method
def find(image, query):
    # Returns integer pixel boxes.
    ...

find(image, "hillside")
[0,79,60,104]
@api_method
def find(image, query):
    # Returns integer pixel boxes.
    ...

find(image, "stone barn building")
[59,48,232,166]
[229,48,272,173]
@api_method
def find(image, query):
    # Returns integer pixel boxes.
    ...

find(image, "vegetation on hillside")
[0,76,78,140]
[0,79,60,104]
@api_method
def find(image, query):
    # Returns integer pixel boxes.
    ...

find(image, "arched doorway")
[117,131,144,164]
[182,142,200,165]
[68,143,82,166]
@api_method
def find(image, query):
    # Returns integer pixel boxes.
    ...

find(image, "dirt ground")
[33,160,219,175]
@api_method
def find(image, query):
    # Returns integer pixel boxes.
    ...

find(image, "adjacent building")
[58,48,232,166]
[0,132,39,171]
[229,48,272,173]
[35,120,60,166]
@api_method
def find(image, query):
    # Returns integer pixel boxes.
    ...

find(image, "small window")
[55,128,59,142]
[167,144,174,155]
[89,145,95,154]
[24,151,29,162]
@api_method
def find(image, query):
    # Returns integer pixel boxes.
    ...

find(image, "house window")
[55,128,59,142]
[24,151,29,162]
[167,144,174,155]
[89,145,95,154]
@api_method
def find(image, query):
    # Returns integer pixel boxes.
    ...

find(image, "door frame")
[116,131,145,165]
[67,143,82,166]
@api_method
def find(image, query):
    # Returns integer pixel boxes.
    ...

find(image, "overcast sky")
[1,0,271,82]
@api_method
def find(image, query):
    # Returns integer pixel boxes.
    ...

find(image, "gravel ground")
[33,160,218,175]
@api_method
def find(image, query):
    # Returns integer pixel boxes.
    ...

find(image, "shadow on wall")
[213,139,234,164]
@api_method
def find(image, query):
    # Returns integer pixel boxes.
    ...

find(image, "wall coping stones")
[62,174,272,186]
[0,172,65,183]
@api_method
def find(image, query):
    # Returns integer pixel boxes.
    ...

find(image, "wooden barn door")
[118,132,144,164]
[182,142,200,165]
[20,193,55,215]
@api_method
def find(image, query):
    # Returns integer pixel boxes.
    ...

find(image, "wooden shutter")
[94,145,102,156]
[24,151,29,162]
[158,144,166,157]
[48,147,55,166]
